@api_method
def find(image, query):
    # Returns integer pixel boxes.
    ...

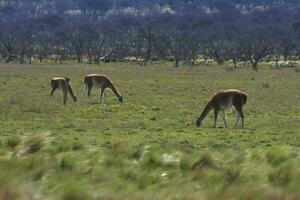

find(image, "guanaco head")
[195,116,202,127]
[118,96,123,103]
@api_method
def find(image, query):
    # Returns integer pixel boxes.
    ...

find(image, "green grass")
[0,63,299,199]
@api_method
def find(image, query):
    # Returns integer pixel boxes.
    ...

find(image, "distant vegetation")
[0,0,300,70]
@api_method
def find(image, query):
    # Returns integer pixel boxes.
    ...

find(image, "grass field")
[0,63,299,200]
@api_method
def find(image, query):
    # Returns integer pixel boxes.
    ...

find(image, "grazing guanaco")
[49,77,77,102]
[83,74,123,103]
[196,89,247,128]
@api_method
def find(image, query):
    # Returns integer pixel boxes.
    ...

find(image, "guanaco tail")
[83,74,123,103]
[49,77,77,102]
[196,89,247,128]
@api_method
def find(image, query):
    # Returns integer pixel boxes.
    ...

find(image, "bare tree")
[134,14,158,66]
[237,35,272,71]
[280,37,296,61]
[63,17,92,63]
[89,26,107,64]
[0,27,19,63]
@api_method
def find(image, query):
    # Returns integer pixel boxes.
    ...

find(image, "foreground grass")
[0,63,299,199]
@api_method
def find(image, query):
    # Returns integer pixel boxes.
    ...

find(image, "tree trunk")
[76,53,82,63]
[233,56,237,68]
[93,51,100,65]
[284,54,287,62]
[143,49,150,66]
[87,51,92,64]
[55,55,58,64]
[5,54,13,63]
[275,54,279,69]
[4,45,13,63]
[188,58,193,69]
[143,35,152,66]
[59,56,63,64]
[94,56,100,65]
[215,50,224,65]
[174,57,180,67]
[20,54,25,64]
[251,60,259,71]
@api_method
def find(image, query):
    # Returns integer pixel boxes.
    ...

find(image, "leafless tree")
[237,35,272,71]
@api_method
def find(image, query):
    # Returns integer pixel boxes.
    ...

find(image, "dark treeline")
[0,0,300,70]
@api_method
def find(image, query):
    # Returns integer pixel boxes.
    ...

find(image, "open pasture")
[0,63,299,199]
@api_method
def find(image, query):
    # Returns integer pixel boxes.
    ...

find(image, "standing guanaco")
[83,74,123,103]
[196,89,247,128]
[49,77,77,102]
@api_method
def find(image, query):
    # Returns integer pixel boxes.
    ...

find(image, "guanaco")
[83,74,123,103]
[49,77,77,102]
[196,89,247,128]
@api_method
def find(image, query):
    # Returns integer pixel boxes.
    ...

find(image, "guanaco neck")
[198,102,213,122]
[68,84,77,101]
[108,81,121,99]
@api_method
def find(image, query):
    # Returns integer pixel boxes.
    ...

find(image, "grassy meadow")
[0,63,299,200]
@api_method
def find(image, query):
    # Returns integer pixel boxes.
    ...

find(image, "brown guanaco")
[49,77,77,102]
[83,74,123,103]
[196,89,247,128]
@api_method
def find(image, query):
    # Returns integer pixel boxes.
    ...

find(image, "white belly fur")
[92,79,103,88]
[56,80,65,90]
[57,82,64,89]
[219,97,233,110]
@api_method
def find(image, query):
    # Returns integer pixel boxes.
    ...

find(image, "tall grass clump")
[6,135,21,149]
[21,155,46,181]
[268,163,292,186]
[50,141,73,154]
[192,152,215,170]
[266,148,289,167]
[72,141,84,151]
[140,151,161,169]
[180,156,193,171]
[24,135,44,154]
[224,166,241,184]
[60,181,92,200]
[60,156,75,171]
[128,147,143,160]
